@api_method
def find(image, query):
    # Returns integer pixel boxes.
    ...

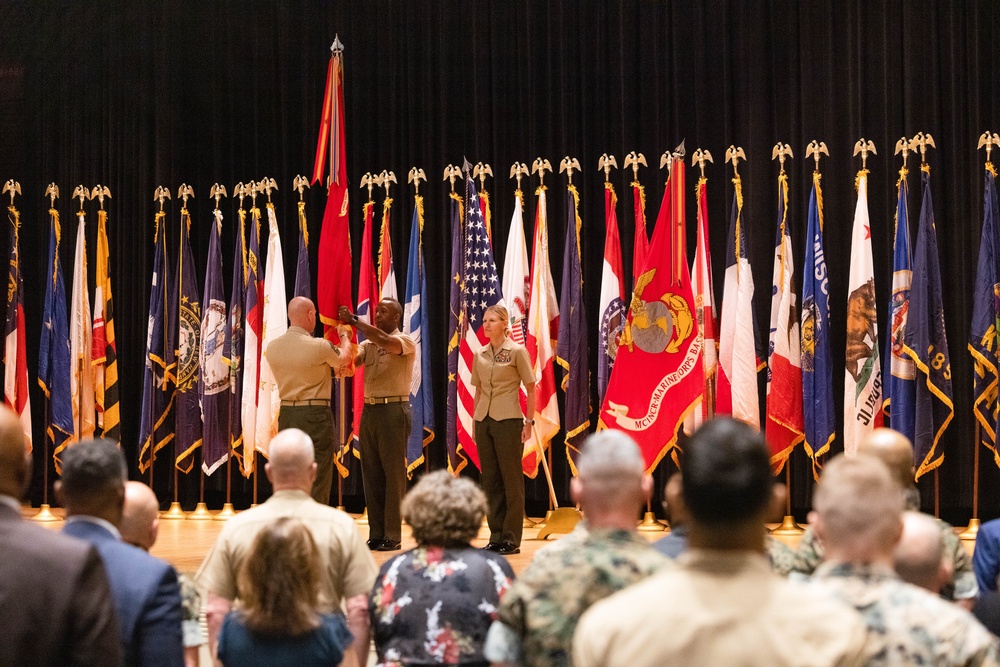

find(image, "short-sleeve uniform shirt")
[356,330,416,398]
[265,326,341,401]
[471,337,535,421]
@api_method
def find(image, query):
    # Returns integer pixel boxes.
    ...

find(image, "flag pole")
[337,377,345,510]
[531,424,581,540]
[960,421,981,539]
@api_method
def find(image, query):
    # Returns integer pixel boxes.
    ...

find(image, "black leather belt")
[364,396,408,405]
[280,399,330,406]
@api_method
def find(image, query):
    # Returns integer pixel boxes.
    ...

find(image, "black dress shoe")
[496,543,520,555]
[366,539,383,550]
[376,540,401,551]
[482,542,501,552]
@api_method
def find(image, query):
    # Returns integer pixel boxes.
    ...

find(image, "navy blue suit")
[63,518,184,667]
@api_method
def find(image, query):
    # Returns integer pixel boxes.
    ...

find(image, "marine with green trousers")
[266,297,349,505]
[339,299,416,552]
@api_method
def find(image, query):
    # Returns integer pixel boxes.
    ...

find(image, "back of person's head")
[857,428,914,490]
[573,430,647,514]
[681,418,772,527]
[265,429,316,490]
[57,439,127,517]
[812,454,905,562]
[120,481,160,551]
[894,511,948,593]
[402,470,486,548]
[238,517,321,637]
[0,405,29,499]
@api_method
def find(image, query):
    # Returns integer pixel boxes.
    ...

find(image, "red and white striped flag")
[524,184,560,476]
[685,174,719,433]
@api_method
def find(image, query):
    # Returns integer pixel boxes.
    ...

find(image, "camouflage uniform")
[178,573,204,649]
[792,491,977,601]
[812,562,1000,666]
[491,525,668,667]
[766,535,797,576]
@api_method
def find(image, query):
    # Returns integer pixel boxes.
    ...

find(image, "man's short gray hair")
[576,430,645,504]
[59,439,127,501]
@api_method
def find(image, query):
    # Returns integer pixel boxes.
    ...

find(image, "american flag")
[456,167,503,470]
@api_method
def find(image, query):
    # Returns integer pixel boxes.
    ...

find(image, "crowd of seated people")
[3,401,999,667]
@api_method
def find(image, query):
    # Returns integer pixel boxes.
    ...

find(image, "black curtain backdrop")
[0,1,997,522]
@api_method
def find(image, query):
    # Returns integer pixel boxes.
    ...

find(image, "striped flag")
[597,182,625,406]
[903,165,953,479]
[138,212,175,474]
[970,165,1000,465]
[402,196,435,475]
[884,166,916,443]
[294,199,312,299]
[70,210,95,441]
[501,191,530,346]
[445,191,468,472]
[173,204,202,473]
[802,172,834,475]
[456,170,504,470]
[684,174,719,433]
[256,203,288,460]
[718,172,759,428]
[240,206,263,476]
[201,208,230,475]
[378,193,398,300]
[4,204,31,446]
[600,155,702,471]
[524,183,560,477]
[766,171,804,471]
[92,209,119,442]
[557,184,591,467]
[843,170,883,454]
[351,200,379,456]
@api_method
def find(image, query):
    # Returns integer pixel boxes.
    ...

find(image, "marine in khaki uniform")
[339,299,415,551]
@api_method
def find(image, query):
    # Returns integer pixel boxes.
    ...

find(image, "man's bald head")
[288,296,317,332]
[120,481,160,551]
[265,428,317,491]
[0,405,29,499]
[858,428,914,489]
[894,511,948,593]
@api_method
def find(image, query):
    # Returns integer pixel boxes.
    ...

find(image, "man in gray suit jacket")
[0,406,122,667]
[57,439,184,667]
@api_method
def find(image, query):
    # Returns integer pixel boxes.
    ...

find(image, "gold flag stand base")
[637,511,668,532]
[213,503,237,521]
[536,508,582,540]
[161,502,187,520]
[355,508,369,525]
[523,515,536,528]
[30,503,62,523]
[960,518,981,540]
[187,503,214,520]
[770,515,804,536]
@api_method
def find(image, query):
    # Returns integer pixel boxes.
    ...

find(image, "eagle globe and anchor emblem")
[620,268,694,354]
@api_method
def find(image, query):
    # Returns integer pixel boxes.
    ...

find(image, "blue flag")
[970,167,1000,466]
[138,212,175,474]
[39,208,73,472]
[801,173,834,476]
[201,208,230,475]
[294,201,312,299]
[402,197,435,475]
[226,208,247,475]
[883,167,916,443]
[557,185,591,468]
[173,205,202,473]
[445,191,464,472]
[903,167,953,479]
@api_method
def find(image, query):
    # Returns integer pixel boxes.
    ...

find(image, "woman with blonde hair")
[470,304,536,555]
[370,470,515,666]
[218,517,358,667]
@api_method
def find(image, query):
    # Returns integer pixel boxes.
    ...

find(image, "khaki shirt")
[471,337,535,421]
[196,490,376,610]
[264,326,341,401]
[573,550,868,667]
[357,330,416,398]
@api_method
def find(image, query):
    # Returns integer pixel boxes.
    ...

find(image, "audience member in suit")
[57,439,184,667]
[120,481,203,667]
[573,418,869,667]
[218,517,359,667]
[810,455,999,665]
[974,517,1000,594]
[0,406,122,667]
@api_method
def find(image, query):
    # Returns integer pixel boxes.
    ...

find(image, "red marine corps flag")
[600,148,703,471]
